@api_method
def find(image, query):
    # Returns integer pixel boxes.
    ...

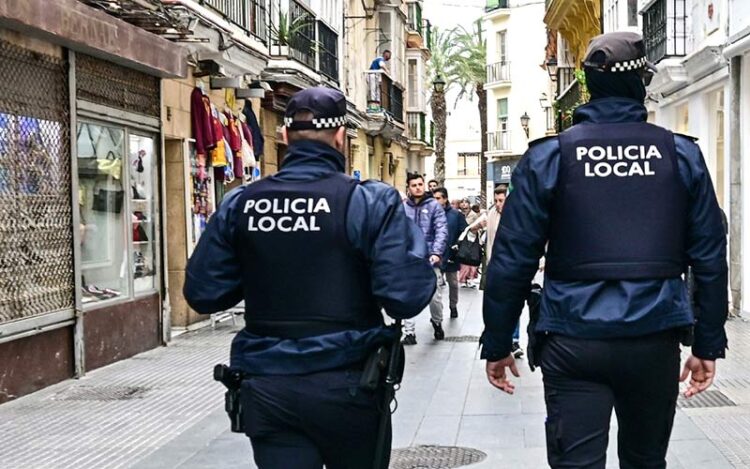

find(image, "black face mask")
[585,68,647,102]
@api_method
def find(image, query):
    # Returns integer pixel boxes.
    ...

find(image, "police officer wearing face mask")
[481,32,728,468]
[184,87,436,469]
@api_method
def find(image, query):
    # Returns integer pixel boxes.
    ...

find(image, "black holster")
[526,284,544,372]
[213,364,245,433]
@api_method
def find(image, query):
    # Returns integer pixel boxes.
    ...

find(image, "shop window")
[77,122,159,305]
[77,122,129,303]
[129,134,157,293]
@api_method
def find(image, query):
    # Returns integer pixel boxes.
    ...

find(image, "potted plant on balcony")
[269,10,313,58]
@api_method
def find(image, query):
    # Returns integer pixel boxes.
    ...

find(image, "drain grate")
[54,386,149,401]
[678,389,736,409]
[390,445,487,468]
[443,336,480,343]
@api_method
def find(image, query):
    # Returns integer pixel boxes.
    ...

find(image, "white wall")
[485,0,548,152]
[729,0,750,36]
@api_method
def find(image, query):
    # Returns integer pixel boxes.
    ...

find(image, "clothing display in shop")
[243,100,264,158]
[209,105,228,168]
[133,251,154,279]
[190,86,216,156]
[93,184,124,213]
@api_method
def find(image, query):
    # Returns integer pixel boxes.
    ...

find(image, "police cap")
[583,32,657,74]
[284,87,347,131]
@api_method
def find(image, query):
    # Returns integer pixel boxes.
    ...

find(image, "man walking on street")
[434,187,467,319]
[481,32,728,468]
[402,173,448,345]
[470,186,522,358]
[184,88,436,469]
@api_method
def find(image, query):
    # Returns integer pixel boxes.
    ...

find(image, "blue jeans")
[513,322,520,342]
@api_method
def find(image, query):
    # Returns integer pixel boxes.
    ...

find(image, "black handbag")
[455,229,483,266]
[92,186,124,213]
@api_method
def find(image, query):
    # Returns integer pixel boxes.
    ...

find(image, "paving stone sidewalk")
[1,285,749,468]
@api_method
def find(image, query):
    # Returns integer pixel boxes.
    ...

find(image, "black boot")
[450,307,458,319]
[432,320,445,340]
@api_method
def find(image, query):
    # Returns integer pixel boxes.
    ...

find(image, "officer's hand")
[486,356,520,395]
[680,355,716,398]
[429,255,441,266]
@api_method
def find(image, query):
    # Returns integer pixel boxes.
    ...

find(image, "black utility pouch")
[526,284,544,372]
[360,346,389,391]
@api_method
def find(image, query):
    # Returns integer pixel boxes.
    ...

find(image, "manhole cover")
[678,389,736,409]
[443,336,480,343]
[390,445,487,468]
[54,386,149,401]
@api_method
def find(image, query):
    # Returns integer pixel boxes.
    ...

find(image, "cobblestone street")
[1,287,749,468]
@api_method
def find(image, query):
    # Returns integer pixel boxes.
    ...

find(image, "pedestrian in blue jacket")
[402,173,448,344]
[184,88,435,469]
[481,32,728,468]
[433,187,467,319]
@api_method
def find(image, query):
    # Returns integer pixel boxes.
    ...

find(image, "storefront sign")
[489,157,521,185]
[0,0,187,78]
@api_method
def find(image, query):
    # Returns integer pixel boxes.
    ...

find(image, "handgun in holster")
[213,364,245,433]
[526,283,544,372]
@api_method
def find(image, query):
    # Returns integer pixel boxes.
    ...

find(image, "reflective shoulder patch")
[673,132,698,142]
[528,135,558,148]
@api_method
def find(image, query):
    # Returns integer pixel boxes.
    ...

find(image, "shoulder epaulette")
[673,132,698,142]
[528,135,558,148]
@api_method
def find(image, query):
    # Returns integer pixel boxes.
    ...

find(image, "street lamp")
[433,75,446,93]
[520,112,530,138]
[546,57,558,81]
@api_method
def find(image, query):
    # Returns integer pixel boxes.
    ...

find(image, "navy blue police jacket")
[481,97,728,361]
[184,140,436,375]
[441,205,468,273]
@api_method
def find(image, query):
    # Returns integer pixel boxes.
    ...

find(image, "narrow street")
[1,287,748,468]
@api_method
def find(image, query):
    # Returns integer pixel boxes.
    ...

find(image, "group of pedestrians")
[183,31,729,469]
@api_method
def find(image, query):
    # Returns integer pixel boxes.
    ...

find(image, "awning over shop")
[0,0,187,77]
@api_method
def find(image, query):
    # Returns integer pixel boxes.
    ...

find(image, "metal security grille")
[677,389,736,409]
[0,39,74,324]
[390,446,487,469]
[76,54,160,117]
[443,335,480,343]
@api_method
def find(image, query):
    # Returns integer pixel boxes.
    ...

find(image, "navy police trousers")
[241,369,390,469]
[540,331,681,469]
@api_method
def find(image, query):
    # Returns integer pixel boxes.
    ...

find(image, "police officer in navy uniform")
[481,32,728,468]
[184,87,436,469]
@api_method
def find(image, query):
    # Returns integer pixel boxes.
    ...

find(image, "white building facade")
[483,0,550,199]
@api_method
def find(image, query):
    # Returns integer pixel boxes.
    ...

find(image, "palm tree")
[427,27,459,186]
[450,21,488,206]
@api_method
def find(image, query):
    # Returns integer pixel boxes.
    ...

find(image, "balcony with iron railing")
[486,130,511,153]
[642,0,687,64]
[317,20,339,82]
[201,0,267,43]
[366,70,404,123]
[288,0,316,69]
[486,61,511,87]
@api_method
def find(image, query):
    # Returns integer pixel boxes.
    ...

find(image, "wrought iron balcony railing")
[642,0,687,64]
[288,0,316,69]
[366,71,404,123]
[201,0,267,43]
[486,61,511,84]
[317,20,339,82]
[487,130,510,152]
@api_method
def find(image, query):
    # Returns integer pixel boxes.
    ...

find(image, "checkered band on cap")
[285,116,346,128]
[610,56,647,72]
